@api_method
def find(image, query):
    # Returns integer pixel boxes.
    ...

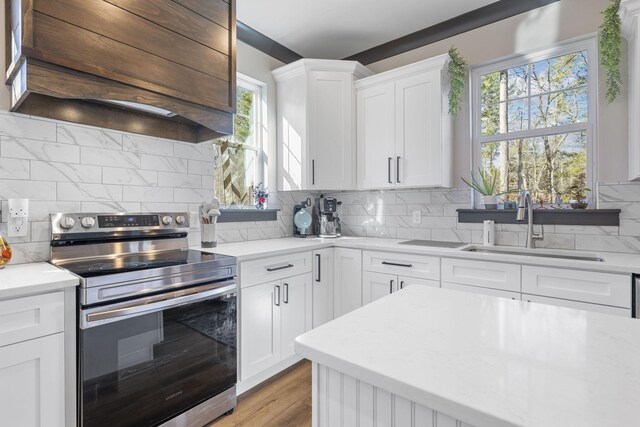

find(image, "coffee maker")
[315,195,342,238]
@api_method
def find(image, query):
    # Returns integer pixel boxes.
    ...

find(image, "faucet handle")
[533,224,545,241]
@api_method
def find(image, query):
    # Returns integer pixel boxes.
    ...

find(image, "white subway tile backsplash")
[8,241,50,264]
[57,124,123,150]
[140,202,189,212]
[158,172,201,188]
[31,161,102,183]
[123,134,173,156]
[0,180,57,200]
[188,159,214,175]
[81,201,141,213]
[141,154,188,173]
[103,167,157,186]
[2,137,80,163]
[58,182,123,201]
[174,188,213,203]
[122,186,174,203]
[174,142,210,160]
[0,113,56,141]
[81,146,140,168]
[0,158,30,179]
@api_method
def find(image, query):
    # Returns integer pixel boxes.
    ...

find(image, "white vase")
[482,195,498,209]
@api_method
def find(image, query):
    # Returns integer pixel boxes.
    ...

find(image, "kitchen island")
[295,285,640,427]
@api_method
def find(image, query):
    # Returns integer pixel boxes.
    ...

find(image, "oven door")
[79,280,237,427]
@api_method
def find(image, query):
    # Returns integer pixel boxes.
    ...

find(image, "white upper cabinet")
[621,0,640,180]
[273,59,373,191]
[356,55,452,189]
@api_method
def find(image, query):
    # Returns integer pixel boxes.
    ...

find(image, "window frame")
[469,35,599,208]
[214,72,268,209]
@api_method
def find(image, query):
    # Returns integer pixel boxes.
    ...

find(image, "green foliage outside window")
[213,87,257,207]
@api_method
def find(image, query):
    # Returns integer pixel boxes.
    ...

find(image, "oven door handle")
[81,281,236,329]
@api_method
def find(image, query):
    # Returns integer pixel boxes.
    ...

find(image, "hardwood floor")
[208,361,312,427]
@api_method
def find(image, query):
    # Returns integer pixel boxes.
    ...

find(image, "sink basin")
[461,246,604,262]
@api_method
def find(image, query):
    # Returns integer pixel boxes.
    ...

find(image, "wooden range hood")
[5,0,236,143]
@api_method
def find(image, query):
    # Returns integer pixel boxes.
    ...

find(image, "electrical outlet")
[189,211,200,229]
[412,210,422,225]
[8,198,29,237]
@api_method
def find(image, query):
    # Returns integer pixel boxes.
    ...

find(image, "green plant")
[447,47,467,116]
[461,168,500,196]
[567,185,591,200]
[600,0,622,103]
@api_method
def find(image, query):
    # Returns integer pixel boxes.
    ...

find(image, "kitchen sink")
[460,246,604,262]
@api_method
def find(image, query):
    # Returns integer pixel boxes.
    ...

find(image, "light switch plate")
[412,210,422,225]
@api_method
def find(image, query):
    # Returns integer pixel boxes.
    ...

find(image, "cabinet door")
[363,271,396,304]
[398,276,440,290]
[281,273,313,359]
[309,71,356,190]
[395,69,449,188]
[241,282,282,381]
[0,333,65,427]
[313,248,335,328]
[333,248,363,317]
[356,82,396,189]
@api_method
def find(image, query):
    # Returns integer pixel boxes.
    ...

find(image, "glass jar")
[0,235,12,269]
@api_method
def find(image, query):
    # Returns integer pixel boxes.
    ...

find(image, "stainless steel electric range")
[49,212,237,427]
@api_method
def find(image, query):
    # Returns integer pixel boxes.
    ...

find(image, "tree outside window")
[213,77,264,207]
[472,39,596,206]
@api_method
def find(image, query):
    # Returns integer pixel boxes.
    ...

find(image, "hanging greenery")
[447,47,467,116]
[600,0,622,103]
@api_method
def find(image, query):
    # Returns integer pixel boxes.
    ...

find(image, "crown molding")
[272,59,373,82]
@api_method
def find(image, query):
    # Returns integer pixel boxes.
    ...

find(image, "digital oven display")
[97,215,159,228]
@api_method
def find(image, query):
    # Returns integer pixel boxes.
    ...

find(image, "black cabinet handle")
[274,285,281,306]
[283,283,289,304]
[316,254,321,282]
[266,264,294,272]
[312,160,315,185]
[388,157,393,183]
[400,281,404,289]
[381,261,413,268]
[390,279,394,294]
[397,156,401,183]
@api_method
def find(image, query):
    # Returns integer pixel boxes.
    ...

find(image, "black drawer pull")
[381,261,413,268]
[266,264,294,272]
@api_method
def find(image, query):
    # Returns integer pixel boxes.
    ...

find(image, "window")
[471,38,597,206]
[213,74,266,207]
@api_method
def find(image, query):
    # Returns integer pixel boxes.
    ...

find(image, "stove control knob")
[81,217,96,229]
[60,216,75,229]
[162,215,173,226]
[175,215,186,225]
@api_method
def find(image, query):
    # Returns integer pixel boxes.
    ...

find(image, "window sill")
[218,208,280,223]
[456,209,621,226]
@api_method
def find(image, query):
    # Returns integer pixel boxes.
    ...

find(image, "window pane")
[481,99,529,136]
[234,87,256,146]
[213,142,257,207]
[507,65,528,99]
[480,131,587,205]
[531,88,587,129]
[530,51,588,95]
[480,71,502,104]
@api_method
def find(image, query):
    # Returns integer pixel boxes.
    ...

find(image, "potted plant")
[568,186,591,209]
[461,168,505,209]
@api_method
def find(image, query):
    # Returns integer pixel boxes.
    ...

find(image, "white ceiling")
[237,0,500,60]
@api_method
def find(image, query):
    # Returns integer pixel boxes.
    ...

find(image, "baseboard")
[237,355,303,395]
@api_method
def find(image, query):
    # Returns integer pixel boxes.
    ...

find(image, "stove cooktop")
[56,249,233,279]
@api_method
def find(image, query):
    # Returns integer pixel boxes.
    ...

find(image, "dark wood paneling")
[237,21,302,64]
[29,12,231,111]
[457,209,621,226]
[24,60,233,133]
[228,0,236,111]
[105,0,229,55]
[172,0,229,29]
[34,0,229,82]
[344,0,561,65]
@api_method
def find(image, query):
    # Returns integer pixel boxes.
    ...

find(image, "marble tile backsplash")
[0,111,302,264]
[329,182,640,254]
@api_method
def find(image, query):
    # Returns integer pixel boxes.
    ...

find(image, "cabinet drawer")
[398,276,440,289]
[523,294,631,317]
[241,252,312,287]
[522,266,631,308]
[442,282,520,300]
[441,258,521,292]
[363,251,439,280]
[0,292,64,348]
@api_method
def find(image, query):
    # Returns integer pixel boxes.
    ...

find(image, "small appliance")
[293,198,313,238]
[315,195,342,238]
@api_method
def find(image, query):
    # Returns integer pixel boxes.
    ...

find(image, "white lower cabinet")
[442,282,520,301]
[312,248,335,328]
[441,258,521,293]
[240,273,313,381]
[333,248,363,317]
[363,271,440,304]
[523,294,631,317]
[0,333,65,427]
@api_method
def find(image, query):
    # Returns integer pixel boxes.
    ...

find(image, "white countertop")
[195,237,640,274]
[0,262,79,300]
[295,285,640,427]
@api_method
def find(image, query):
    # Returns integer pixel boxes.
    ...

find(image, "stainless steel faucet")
[516,190,544,248]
